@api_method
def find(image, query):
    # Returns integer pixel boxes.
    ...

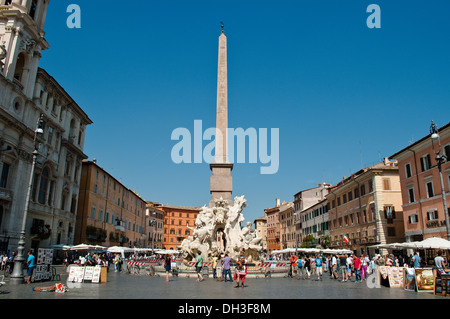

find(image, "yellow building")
[327,159,405,256]
[75,160,147,248]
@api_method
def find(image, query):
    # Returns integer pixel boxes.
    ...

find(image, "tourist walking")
[339,254,348,281]
[310,256,316,278]
[297,256,303,279]
[222,253,232,282]
[195,251,204,282]
[315,255,323,280]
[353,255,361,283]
[216,255,223,281]
[361,254,368,280]
[304,256,311,279]
[234,255,247,288]
[289,254,298,278]
[164,254,171,282]
[331,254,338,280]
[346,255,353,281]
[212,254,218,279]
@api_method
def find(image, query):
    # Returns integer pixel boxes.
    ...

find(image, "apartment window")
[427,209,438,221]
[444,144,450,160]
[408,187,415,203]
[383,179,391,190]
[387,227,396,237]
[368,180,373,193]
[409,213,419,224]
[405,163,412,178]
[420,154,432,172]
[0,163,10,188]
[360,184,366,196]
[385,205,395,220]
[426,181,434,198]
[354,187,359,198]
[91,207,96,219]
[343,194,347,204]
[348,191,353,201]
[47,127,54,146]
[337,197,341,206]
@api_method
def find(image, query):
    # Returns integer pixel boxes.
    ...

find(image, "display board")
[378,266,404,288]
[68,265,104,284]
[387,267,404,288]
[68,266,85,283]
[34,248,53,282]
[92,266,102,283]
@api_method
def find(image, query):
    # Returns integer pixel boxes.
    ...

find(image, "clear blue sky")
[40,0,450,224]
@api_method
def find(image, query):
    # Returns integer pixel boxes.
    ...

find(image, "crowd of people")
[163,252,249,287]
[285,250,449,282]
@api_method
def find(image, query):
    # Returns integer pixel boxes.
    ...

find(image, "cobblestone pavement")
[0,266,445,300]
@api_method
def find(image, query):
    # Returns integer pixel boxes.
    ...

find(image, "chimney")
[384,157,389,165]
[276,198,280,207]
[93,158,97,164]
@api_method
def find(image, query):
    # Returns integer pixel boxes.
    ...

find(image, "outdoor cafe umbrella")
[398,237,450,250]
[107,246,134,253]
[369,242,407,250]
[70,244,95,251]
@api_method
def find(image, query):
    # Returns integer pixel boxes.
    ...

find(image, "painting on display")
[387,267,404,288]
[415,268,434,292]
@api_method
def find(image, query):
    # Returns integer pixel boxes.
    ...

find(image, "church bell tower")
[0,0,50,98]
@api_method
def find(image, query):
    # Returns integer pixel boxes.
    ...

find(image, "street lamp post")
[430,121,450,240]
[10,114,44,285]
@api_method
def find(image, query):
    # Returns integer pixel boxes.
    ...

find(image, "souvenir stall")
[371,237,450,295]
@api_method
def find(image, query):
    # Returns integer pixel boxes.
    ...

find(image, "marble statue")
[181,195,262,263]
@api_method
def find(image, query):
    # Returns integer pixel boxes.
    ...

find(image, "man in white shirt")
[331,255,338,279]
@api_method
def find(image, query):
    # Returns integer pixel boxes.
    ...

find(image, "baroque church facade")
[0,0,92,253]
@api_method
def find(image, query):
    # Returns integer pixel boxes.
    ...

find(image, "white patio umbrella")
[50,244,72,250]
[400,237,450,250]
[70,243,95,250]
[107,246,134,253]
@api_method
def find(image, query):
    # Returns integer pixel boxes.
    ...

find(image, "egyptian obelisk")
[210,24,233,206]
